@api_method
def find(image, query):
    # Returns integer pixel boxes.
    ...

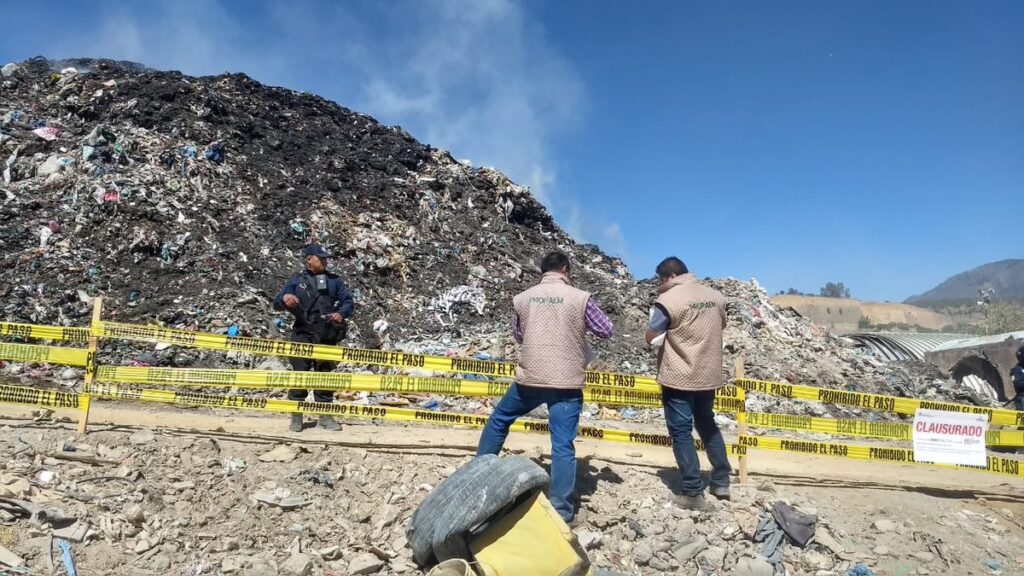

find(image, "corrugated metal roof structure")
[930,330,1024,352]
[847,332,971,361]
[961,374,998,402]
[850,331,1024,401]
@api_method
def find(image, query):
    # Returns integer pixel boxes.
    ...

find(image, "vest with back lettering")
[513,273,591,389]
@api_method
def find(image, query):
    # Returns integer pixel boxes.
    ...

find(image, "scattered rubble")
[0,423,1019,575]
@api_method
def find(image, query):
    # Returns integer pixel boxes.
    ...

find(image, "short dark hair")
[655,256,688,278]
[540,251,571,274]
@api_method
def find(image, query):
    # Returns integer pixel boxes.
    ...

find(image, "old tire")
[407,454,549,567]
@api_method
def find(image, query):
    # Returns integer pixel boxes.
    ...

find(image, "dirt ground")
[1,401,1022,576]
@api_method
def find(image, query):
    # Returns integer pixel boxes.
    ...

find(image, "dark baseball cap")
[301,244,330,258]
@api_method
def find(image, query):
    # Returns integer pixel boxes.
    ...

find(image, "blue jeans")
[662,388,732,496]
[1014,395,1023,412]
[477,383,583,521]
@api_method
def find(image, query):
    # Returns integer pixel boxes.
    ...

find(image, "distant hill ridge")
[907,259,1024,304]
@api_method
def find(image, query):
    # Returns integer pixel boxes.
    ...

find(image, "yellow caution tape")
[0,384,82,409]
[745,412,1024,448]
[81,383,1024,478]
[0,342,91,367]
[94,366,743,413]
[0,381,1016,479]
[94,321,664,391]
[0,322,90,343]
[736,378,1024,427]
[984,429,1024,448]
[740,435,1023,479]
[81,381,739,452]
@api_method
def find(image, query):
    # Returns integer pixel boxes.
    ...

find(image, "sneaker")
[709,485,731,500]
[318,416,340,431]
[674,493,708,511]
[289,414,303,433]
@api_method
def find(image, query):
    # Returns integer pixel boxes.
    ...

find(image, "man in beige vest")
[477,251,614,524]
[645,256,731,510]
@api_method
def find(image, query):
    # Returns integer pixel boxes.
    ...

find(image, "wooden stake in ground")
[77,297,102,434]
[734,357,748,485]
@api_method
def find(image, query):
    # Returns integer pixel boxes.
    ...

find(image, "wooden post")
[76,297,102,434]
[734,357,748,485]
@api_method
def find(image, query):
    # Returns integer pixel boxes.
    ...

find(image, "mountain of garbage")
[0,57,979,409]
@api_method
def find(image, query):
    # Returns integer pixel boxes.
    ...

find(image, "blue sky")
[2,1,1021,301]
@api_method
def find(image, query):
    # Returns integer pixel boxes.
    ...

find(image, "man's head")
[1018,345,1024,365]
[655,257,688,285]
[540,251,571,277]
[302,244,330,274]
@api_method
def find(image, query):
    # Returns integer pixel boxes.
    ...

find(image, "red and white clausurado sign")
[912,408,988,467]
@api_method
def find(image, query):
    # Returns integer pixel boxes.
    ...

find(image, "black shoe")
[318,416,340,431]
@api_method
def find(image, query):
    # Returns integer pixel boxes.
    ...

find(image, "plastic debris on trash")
[297,470,334,489]
[844,564,876,576]
[32,126,60,141]
[204,141,224,163]
[430,285,486,325]
[59,538,78,576]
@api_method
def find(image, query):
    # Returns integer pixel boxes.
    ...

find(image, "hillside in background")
[770,295,954,333]
[907,259,1024,305]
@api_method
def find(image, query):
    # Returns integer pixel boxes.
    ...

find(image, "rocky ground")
[0,407,1021,576]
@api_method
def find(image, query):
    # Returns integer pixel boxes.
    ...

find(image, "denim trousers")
[662,387,732,496]
[477,383,583,521]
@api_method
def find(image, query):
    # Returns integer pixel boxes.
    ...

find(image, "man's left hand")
[325,313,344,325]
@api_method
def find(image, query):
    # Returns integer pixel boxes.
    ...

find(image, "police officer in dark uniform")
[1011,345,1024,412]
[273,244,355,432]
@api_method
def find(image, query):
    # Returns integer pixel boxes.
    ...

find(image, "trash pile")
[0,57,635,356]
[0,56,982,419]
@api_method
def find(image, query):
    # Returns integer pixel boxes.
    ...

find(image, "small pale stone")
[222,557,245,574]
[279,553,313,576]
[733,556,775,576]
[872,519,898,533]
[802,550,832,570]
[649,555,672,571]
[129,429,155,445]
[242,557,279,576]
[348,552,384,575]
[576,530,602,550]
[672,536,708,563]
[913,551,936,563]
[259,445,299,463]
[698,546,726,567]
[633,543,653,565]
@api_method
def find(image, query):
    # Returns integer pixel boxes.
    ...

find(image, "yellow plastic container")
[470,491,591,576]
